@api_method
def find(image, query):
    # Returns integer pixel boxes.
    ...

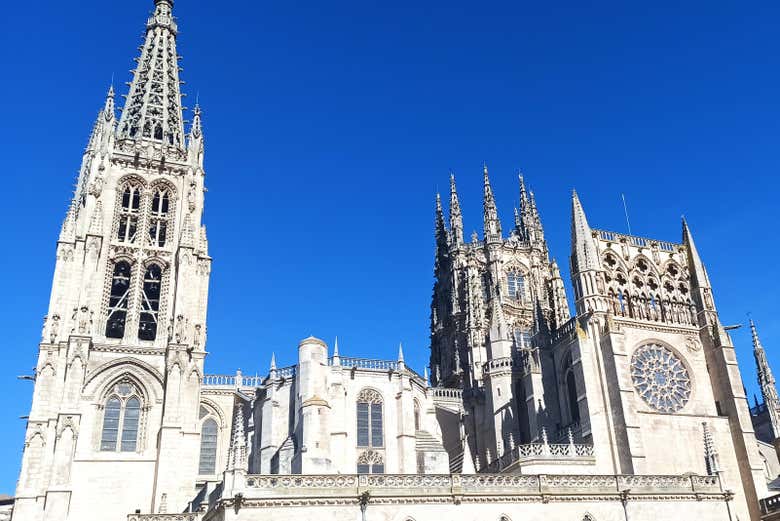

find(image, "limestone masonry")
[11,1,780,520]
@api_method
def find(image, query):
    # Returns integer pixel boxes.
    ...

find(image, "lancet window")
[198,406,219,475]
[117,185,142,243]
[148,187,171,247]
[138,264,163,340]
[105,261,133,339]
[100,381,142,452]
[356,389,383,448]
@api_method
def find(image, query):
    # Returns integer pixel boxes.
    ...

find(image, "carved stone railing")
[595,229,679,252]
[202,373,263,388]
[485,441,595,472]
[275,365,296,379]
[127,514,200,521]
[335,357,398,371]
[431,387,463,401]
[241,472,723,499]
[202,374,236,386]
[550,317,577,344]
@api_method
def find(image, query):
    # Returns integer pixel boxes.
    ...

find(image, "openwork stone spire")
[117,0,185,149]
[751,319,780,438]
[482,164,502,242]
[449,173,464,245]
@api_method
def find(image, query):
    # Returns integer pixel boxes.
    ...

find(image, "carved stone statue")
[49,314,60,343]
[72,306,93,335]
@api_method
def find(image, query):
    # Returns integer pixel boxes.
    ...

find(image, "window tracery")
[631,343,691,413]
[100,380,142,452]
[138,264,162,340]
[117,184,142,243]
[357,389,383,449]
[356,449,384,474]
[507,270,525,300]
[105,261,133,339]
[147,186,172,247]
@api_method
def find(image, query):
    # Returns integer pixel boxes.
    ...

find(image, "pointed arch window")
[198,408,219,475]
[507,271,525,300]
[100,382,142,452]
[106,261,132,339]
[138,264,162,340]
[117,185,141,243]
[356,389,383,448]
[148,187,171,247]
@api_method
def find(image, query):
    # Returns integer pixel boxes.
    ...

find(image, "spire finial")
[270,352,276,370]
[398,342,405,362]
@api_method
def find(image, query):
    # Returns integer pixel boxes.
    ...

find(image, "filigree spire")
[117,0,185,149]
[449,172,464,245]
[751,319,780,439]
[482,163,501,242]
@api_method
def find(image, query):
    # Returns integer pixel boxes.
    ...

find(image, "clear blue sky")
[0,0,778,493]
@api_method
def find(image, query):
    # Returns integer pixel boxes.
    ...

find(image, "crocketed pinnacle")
[570,190,599,272]
[682,217,711,289]
[752,320,779,404]
[227,400,248,471]
[482,164,501,241]
[449,172,464,245]
[117,0,185,149]
[435,193,447,245]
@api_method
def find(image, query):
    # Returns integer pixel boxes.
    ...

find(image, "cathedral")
[11,1,780,521]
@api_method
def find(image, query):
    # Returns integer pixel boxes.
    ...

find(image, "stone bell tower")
[13,0,212,519]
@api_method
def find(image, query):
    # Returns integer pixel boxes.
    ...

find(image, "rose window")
[631,344,691,413]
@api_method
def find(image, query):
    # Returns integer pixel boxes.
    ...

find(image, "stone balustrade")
[241,472,723,499]
[127,514,200,521]
[595,229,678,252]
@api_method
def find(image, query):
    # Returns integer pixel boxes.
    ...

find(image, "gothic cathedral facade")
[12,1,780,521]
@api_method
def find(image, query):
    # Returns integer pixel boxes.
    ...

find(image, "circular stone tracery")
[631,343,691,413]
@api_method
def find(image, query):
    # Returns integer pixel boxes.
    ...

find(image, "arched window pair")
[198,406,219,475]
[356,389,384,474]
[507,271,525,300]
[115,184,172,248]
[100,381,142,452]
[105,261,164,341]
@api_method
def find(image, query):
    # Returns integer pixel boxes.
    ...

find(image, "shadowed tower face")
[13,0,212,519]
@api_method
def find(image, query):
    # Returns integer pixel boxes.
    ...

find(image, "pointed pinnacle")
[270,352,276,371]
[333,336,340,357]
[398,342,405,362]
